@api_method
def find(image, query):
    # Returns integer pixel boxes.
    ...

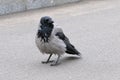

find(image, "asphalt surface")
[0,0,120,80]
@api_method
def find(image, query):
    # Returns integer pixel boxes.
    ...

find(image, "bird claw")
[50,62,60,66]
[41,60,54,64]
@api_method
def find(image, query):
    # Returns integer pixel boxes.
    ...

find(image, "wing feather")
[55,30,80,55]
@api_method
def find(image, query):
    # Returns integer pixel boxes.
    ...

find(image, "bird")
[35,16,81,66]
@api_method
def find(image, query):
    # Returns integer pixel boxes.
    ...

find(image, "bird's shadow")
[59,55,82,66]
[31,55,82,68]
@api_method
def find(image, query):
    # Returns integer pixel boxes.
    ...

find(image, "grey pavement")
[0,0,120,80]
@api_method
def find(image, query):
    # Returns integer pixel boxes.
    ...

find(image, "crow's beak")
[48,20,54,24]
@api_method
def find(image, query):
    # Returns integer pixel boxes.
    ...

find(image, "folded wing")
[55,30,80,55]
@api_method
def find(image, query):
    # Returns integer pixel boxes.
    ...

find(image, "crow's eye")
[46,19,49,22]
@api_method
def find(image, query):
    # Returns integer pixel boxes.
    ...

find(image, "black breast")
[37,25,53,42]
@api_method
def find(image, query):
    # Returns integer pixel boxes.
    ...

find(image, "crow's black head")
[40,16,54,25]
[37,16,54,42]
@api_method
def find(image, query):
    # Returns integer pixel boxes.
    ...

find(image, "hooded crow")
[35,16,81,66]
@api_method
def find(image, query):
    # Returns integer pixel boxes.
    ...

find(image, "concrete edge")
[0,0,81,16]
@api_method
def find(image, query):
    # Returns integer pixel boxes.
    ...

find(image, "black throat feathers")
[37,24,54,42]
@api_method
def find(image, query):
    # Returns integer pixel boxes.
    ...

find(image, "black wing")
[55,32,80,55]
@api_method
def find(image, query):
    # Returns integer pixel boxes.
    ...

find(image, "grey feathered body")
[35,27,66,55]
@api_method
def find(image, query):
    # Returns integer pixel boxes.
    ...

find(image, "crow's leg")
[42,54,54,64]
[50,55,61,66]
